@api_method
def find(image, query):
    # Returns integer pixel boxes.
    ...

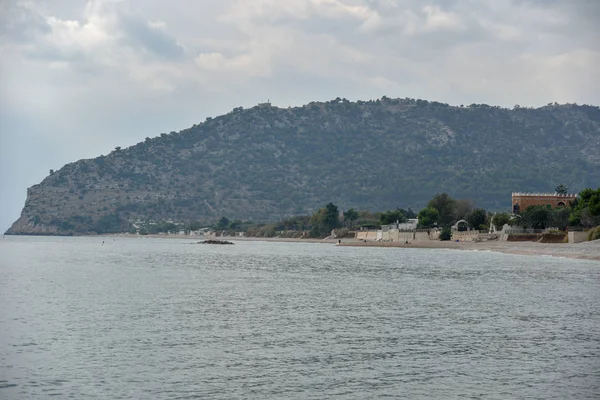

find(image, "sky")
[0,0,599,231]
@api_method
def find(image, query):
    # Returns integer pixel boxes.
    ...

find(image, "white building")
[383,219,419,231]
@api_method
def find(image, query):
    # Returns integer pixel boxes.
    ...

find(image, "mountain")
[6,97,600,235]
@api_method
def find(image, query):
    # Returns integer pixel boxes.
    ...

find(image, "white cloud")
[195,51,272,78]
[309,0,373,20]
[422,5,462,32]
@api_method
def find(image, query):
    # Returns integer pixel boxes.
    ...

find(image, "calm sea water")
[1,236,599,399]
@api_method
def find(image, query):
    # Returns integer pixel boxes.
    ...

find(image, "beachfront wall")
[357,229,440,241]
[356,231,379,241]
[356,229,489,242]
[568,231,588,244]
[512,192,577,214]
[451,230,482,241]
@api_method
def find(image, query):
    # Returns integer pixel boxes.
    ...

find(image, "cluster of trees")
[509,206,569,230]
[377,208,417,225]
[309,203,341,238]
[508,186,600,231]
[206,195,480,239]
[130,185,600,240]
[410,186,600,236]
[415,193,489,231]
[568,188,600,227]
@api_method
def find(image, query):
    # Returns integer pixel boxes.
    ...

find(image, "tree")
[454,199,475,221]
[568,188,600,227]
[492,212,511,231]
[417,207,439,228]
[427,193,456,227]
[323,202,340,231]
[465,208,488,230]
[216,217,230,229]
[551,207,570,230]
[229,220,243,230]
[379,209,407,225]
[187,221,203,231]
[439,226,452,241]
[342,208,359,228]
[555,183,568,195]
[49,169,54,175]
[519,205,552,229]
[309,203,341,238]
[353,210,380,229]
[589,191,600,216]
[580,208,600,228]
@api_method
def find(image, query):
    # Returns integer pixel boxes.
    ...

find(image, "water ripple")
[0,236,599,399]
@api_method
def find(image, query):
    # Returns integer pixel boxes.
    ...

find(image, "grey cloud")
[547,1,600,48]
[118,13,186,60]
[0,3,86,65]
[24,46,86,63]
[217,1,495,68]
[0,3,51,42]
[208,0,599,106]
[1,1,186,65]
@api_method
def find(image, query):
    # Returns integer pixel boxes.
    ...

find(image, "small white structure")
[452,219,469,231]
[385,219,419,231]
[376,219,420,241]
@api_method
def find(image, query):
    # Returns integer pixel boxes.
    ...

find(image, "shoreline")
[14,232,597,262]
[105,233,600,262]
[338,240,600,261]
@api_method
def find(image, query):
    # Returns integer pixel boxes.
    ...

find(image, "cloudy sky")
[0,0,598,231]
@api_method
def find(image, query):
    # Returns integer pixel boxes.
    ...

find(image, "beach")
[338,239,600,261]
[110,233,600,262]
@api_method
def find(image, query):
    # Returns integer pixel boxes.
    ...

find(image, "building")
[383,219,419,231]
[374,219,420,241]
[511,192,577,214]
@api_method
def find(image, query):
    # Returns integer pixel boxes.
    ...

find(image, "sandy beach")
[338,239,600,261]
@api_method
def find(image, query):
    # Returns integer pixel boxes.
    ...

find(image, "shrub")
[439,227,452,241]
[493,212,511,231]
[588,226,600,241]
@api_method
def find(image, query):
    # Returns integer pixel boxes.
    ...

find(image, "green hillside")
[7,97,600,235]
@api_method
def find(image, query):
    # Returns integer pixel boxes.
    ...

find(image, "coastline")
[105,233,600,262]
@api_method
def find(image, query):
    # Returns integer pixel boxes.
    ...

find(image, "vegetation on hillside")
[6,97,600,235]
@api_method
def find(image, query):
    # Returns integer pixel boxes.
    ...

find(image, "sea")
[1,236,599,399]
